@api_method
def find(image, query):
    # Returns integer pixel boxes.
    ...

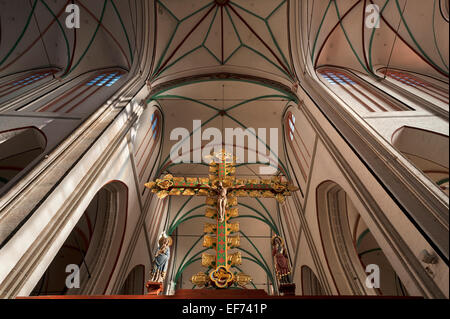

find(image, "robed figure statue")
[146,234,172,294]
[272,235,292,284]
[150,235,172,282]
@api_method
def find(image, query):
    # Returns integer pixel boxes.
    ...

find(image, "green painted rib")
[156,113,221,173]
[157,0,180,22]
[265,0,291,71]
[394,0,448,75]
[240,230,274,283]
[110,0,134,63]
[174,257,202,284]
[153,94,220,111]
[179,1,215,23]
[224,44,242,64]
[147,75,297,102]
[0,0,38,67]
[242,44,290,78]
[232,266,258,289]
[169,204,207,235]
[153,1,215,76]
[266,20,291,73]
[432,0,449,71]
[358,248,382,257]
[225,6,243,44]
[153,23,180,76]
[236,215,278,234]
[39,0,71,74]
[311,0,333,62]
[437,177,449,185]
[174,245,211,283]
[267,0,287,20]
[168,196,194,232]
[238,203,278,234]
[172,214,206,231]
[64,0,108,77]
[255,198,279,234]
[368,0,390,73]
[225,94,293,112]
[225,112,289,174]
[240,253,272,281]
[224,4,291,79]
[173,235,204,282]
[203,44,222,64]
[333,0,370,73]
[242,256,275,286]
[229,1,265,21]
[239,250,274,286]
[235,162,281,176]
[202,5,219,45]
[158,45,203,76]
[356,228,370,248]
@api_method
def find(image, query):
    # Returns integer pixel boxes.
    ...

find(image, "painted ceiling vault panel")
[151,0,295,83]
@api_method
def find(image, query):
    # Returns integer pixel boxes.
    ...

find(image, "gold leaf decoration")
[227,196,237,207]
[157,190,169,199]
[169,188,181,195]
[235,273,252,287]
[227,207,239,218]
[197,189,210,196]
[228,252,242,266]
[205,197,216,206]
[234,189,248,197]
[227,222,239,234]
[191,272,210,287]
[201,253,216,267]
[249,190,262,197]
[203,235,216,248]
[262,191,275,198]
[182,188,195,196]
[205,208,217,218]
[227,235,240,248]
[204,223,217,233]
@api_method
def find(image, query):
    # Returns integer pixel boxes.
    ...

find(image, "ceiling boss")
[144,150,298,291]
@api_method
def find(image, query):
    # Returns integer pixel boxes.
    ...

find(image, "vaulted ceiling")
[0,0,448,291]
[0,0,136,78]
[150,0,296,85]
[304,0,449,80]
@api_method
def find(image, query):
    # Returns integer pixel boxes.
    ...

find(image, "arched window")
[0,127,46,188]
[284,111,312,186]
[380,68,449,105]
[32,69,126,114]
[119,265,145,295]
[134,108,162,186]
[0,68,58,103]
[30,181,128,296]
[316,181,408,296]
[317,68,412,113]
[392,126,449,195]
[441,0,450,21]
[301,266,326,296]
[354,221,408,296]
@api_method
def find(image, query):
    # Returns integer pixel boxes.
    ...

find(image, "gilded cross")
[145,150,297,288]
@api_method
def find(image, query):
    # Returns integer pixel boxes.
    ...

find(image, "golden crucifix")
[145,150,297,289]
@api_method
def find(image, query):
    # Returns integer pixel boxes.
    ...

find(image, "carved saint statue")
[271,235,291,284]
[150,234,172,283]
